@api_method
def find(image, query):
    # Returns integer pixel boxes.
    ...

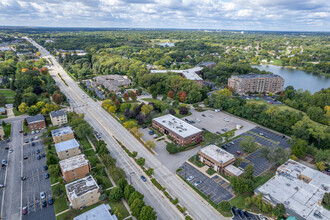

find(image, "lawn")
[3,123,11,139]
[206,167,216,176]
[0,115,7,119]
[13,108,25,116]
[0,89,15,97]
[54,195,68,214]
[88,156,101,168]
[229,194,249,209]
[23,123,30,133]
[188,155,204,168]
[96,175,113,189]
[247,99,303,114]
[108,200,130,219]
[5,98,14,104]
[80,137,93,151]
[84,149,96,157]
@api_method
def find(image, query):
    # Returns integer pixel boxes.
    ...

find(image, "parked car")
[24,140,29,143]
[202,128,206,131]
[35,136,39,140]
[19,130,23,133]
[5,146,9,150]
[215,109,220,112]
[221,145,227,150]
[42,153,46,157]
[153,134,158,138]
[37,155,41,160]
[30,138,33,141]
[140,175,147,182]
[22,207,27,215]
[21,176,27,181]
[231,207,238,216]
[142,126,147,129]
[32,142,35,146]
[216,131,221,135]
[40,191,45,200]
[9,149,13,153]
[244,211,252,219]
[48,198,53,205]
[202,114,206,117]
[236,151,242,156]
[24,156,28,160]
[44,173,49,179]
[23,132,27,136]
[36,149,40,154]
[44,165,48,171]
[229,142,234,145]
[36,130,40,133]
[2,160,6,166]
[148,131,154,135]
[187,176,194,181]
[0,184,4,188]
[259,133,264,136]
[31,131,35,135]
[42,199,47,207]
[194,181,202,186]
[238,209,245,218]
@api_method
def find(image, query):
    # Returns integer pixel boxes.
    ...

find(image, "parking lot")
[240,95,282,105]
[249,127,290,148]
[0,140,9,214]
[183,110,256,137]
[178,162,234,204]
[22,132,55,220]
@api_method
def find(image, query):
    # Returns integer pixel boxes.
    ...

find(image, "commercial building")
[65,175,101,209]
[26,114,46,130]
[151,67,204,87]
[152,114,202,146]
[73,204,117,220]
[94,75,131,92]
[198,145,243,176]
[51,127,75,144]
[50,110,67,126]
[228,74,285,94]
[55,139,81,160]
[59,154,91,182]
[255,159,330,220]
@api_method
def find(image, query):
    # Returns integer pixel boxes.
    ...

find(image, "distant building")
[198,145,243,176]
[59,154,91,182]
[94,75,131,92]
[0,126,5,139]
[50,110,67,126]
[51,127,74,144]
[55,139,81,160]
[26,114,46,131]
[228,74,285,94]
[0,107,6,115]
[196,61,216,69]
[65,175,101,209]
[255,159,330,220]
[151,67,204,87]
[73,204,117,220]
[152,114,202,146]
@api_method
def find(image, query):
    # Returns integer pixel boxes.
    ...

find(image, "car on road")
[22,207,27,215]
[45,173,49,179]
[37,155,41,160]
[21,176,27,181]
[236,151,242,156]
[187,176,194,181]
[2,159,6,166]
[19,130,23,133]
[36,149,40,154]
[48,198,53,205]
[42,199,47,207]
[40,191,45,200]
[194,181,202,186]
[5,146,9,150]
[9,149,13,153]
[35,136,39,140]
[24,140,29,143]
[23,132,27,136]
[202,114,206,117]
[140,175,147,182]
[44,165,48,171]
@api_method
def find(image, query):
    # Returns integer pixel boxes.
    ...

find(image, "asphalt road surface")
[25,37,225,220]
[0,140,9,216]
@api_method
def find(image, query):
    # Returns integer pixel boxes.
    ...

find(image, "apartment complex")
[26,114,46,131]
[65,175,101,209]
[50,110,67,126]
[51,127,74,144]
[59,154,91,182]
[55,139,81,160]
[73,204,117,220]
[255,160,330,220]
[198,145,243,176]
[152,114,202,146]
[151,67,204,87]
[228,74,285,94]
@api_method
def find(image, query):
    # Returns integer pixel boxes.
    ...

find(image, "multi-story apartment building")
[65,175,101,209]
[26,114,46,131]
[55,139,81,160]
[50,110,67,126]
[228,74,285,94]
[51,127,74,144]
[152,114,202,146]
[59,154,91,182]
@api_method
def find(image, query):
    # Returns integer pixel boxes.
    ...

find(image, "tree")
[128,191,144,206]
[141,104,153,115]
[273,203,286,218]
[130,92,137,101]
[46,153,59,166]
[117,178,128,191]
[315,162,326,171]
[27,105,39,115]
[218,201,231,213]
[145,140,156,149]
[113,207,123,220]
[178,91,187,102]
[166,143,179,154]
[52,93,63,104]
[291,138,307,158]
[139,205,157,220]
[49,164,60,177]
[243,163,254,180]
[53,185,64,197]
[169,108,176,115]
[18,102,29,113]
[124,121,137,129]
[75,122,93,139]
[323,192,330,208]
[136,157,145,166]
[179,106,188,115]
[0,94,5,106]
[186,90,202,103]
[109,105,117,113]
[260,146,289,166]
[36,51,41,56]
[123,93,129,102]
[115,99,121,109]
[124,184,135,200]
[109,187,123,202]
[240,136,257,153]
[245,197,252,208]
[168,91,175,99]
[131,198,145,217]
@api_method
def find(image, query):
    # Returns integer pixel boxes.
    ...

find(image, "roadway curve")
[25,37,226,220]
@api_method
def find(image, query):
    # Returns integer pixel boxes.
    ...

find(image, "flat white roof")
[65,176,99,200]
[225,164,244,176]
[51,127,73,137]
[153,114,202,138]
[200,145,235,164]
[255,160,330,220]
[55,139,80,153]
[73,204,117,220]
[59,154,89,172]
[150,67,203,81]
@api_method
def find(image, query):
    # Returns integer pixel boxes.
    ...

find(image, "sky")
[0,0,329,31]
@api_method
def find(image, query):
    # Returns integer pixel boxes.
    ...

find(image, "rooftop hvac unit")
[162,120,166,123]
[179,130,182,132]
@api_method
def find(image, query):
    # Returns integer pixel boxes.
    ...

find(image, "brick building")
[198,145,243,176]
[65,175,101,209]
[228,74,285,94]
[55,139,81,160]
[51,127,74,144]
[152,114,202,146]
[50,110,68,126]
[26,114,46,131]
[59,154,91,182]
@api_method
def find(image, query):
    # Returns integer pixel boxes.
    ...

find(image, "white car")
[187,176,194,181]
[259,133,264,136]
[215,109,220,112]
[40,191,45,200]
[9,149,13,153]
[0,184,4,188]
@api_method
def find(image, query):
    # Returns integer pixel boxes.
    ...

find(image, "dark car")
[22,207,27,215]
[141,175,147,182]
[148,131,154,135]
[221,145,227,150]
[19,130,23,133]
[44,173,49,179]
[231,207,238,216]
[23,132,27,136]
[48,198,53,205]
[202,114,206,117]
[42,200,47,207]
[238,209,245,218]
[202,128,206,131]
[25,140,29,143]
[244,211,252,219]
[216,131,221,135]
[32,142,35,146]
[142,126,147,129]
[37,155,41,160]
[5,146,9,150]
[36,149,40,154]
[30,138,33,141]
[44,165,48,171]
[42,153,46,157]
[21,176,27,181]
[23,156,28,160]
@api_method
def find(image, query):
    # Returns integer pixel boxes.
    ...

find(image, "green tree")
[240,136,257,153]
[273,203,286,218]
[18,102,29,113]
[27,105,39,115]
[139,205,157,220]
[218,201,231,213]
[131,198,145,217]
[0,94,6,106]
[145,140,156,149]
[117,178,128,191]
[141,104,154,115]
[75,122,93,139]
[323,192,330,208]
[166,143,179,154]
[109,187,123,202]
[46,154,59,166]
[291,138,307,158]
[124,184,135,200]
[260,146,289,166]
[53,185,64,197]
[202,133,223,146]
[128,191,144,206]
[49,164,60,177]
[242,163,254,180]
[113,207,123,220]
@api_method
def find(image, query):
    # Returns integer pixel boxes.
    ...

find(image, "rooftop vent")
[179,130,182,132]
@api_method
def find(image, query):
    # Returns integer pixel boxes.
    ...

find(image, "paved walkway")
[55,209,69,216]
[5,107,14,119]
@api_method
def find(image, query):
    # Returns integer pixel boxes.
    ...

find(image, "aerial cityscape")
[0,1,329,220]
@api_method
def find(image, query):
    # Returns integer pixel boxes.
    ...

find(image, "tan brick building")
[50,110,68,126]
[198,145,239,175]
[59,154,91,182]
[55,139,81,160]
[152,114,202,146]
[51,127,74,144]
[228,74,285,94]
[65,175,101,209]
